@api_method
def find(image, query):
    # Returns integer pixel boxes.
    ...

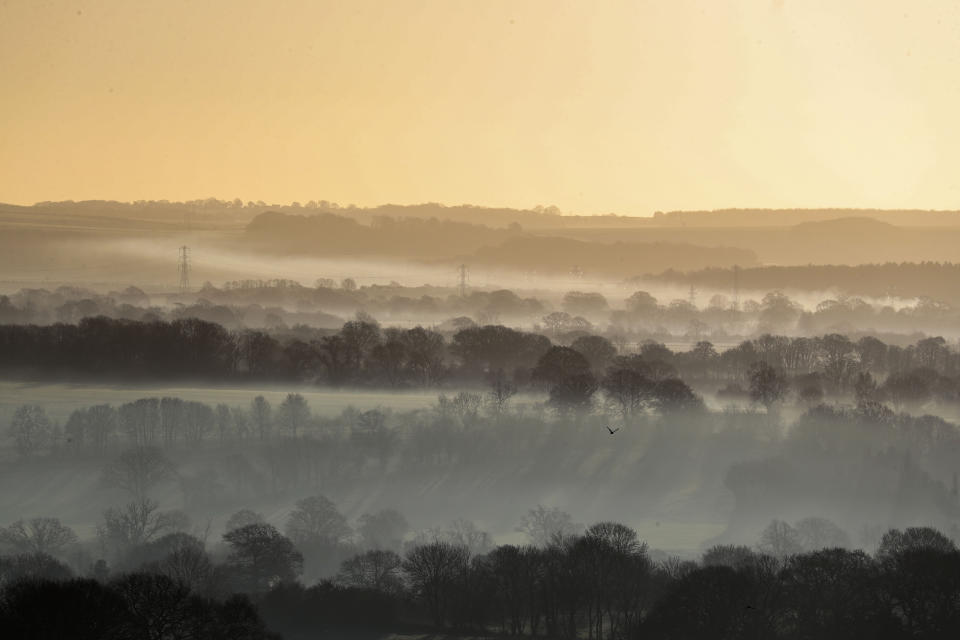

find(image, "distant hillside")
[536,216,960,266]
[651,208,960,228]
[1,200,636,231]
[461,236,757,277]
[241,211,758,276]
[9,200,960,275]
[241,211,518,258]
[12,200,960,232]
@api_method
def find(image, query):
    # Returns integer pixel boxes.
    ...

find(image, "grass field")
[0,381,448,426]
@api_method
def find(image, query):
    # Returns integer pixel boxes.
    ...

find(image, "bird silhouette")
[606,426,620,435]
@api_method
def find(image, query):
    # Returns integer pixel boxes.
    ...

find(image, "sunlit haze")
[3,0,959,213]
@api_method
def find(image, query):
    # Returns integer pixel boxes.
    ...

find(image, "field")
[0,382,446,427]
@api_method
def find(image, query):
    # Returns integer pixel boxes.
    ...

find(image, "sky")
[2,0,960,215]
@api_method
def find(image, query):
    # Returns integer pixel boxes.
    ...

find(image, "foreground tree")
[336,549,403,593]
[876,526,956,559]
[223,523,302,594]
[0,574,278,640]
[403,541,470,628]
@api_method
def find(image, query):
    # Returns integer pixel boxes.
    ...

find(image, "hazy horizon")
[6,3,960,638]
[5,1,960,214]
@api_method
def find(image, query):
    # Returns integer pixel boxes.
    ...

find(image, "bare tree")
[0,517,78,556]
[794,517,850,551]
[336,549,403,593]
[403,541,470,628]
[749,361,789,411]
[517,505,582,547]
[8,405,52,457]
[223,523,303,593]
[215,403,233,441]
[250,396,272,440]
[487,369,517,416]
[276,393,311,437]
[98,499,190,555]
[757,519,802,558]
[157,543,214,592]
[285,495,352,546]
[585,521,646,556]
[877,526,956,559]
[602,368,654,422]
[443,518,493,557]
[101,447,177,502]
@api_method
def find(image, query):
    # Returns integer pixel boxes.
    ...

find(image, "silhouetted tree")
[749,361,789,410]
[602,367,655,421]
[532,346,591,387]
[570,334,617,374]
[403,541,470,628]
[336,549,403,593]
[98,500,190,558]
[223,523,303,593]
[548,373,598,415]
[486,368,517,416]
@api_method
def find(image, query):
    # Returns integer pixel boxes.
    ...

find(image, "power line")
[733,264,740,312]
[458,264,468,297]
[178,246,191,292]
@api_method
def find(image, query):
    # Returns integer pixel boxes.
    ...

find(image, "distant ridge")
[651,208,960,228]
[8,200,960,230]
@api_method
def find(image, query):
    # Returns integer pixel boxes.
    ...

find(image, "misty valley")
[4,251,960,638]
[12,0,960,635]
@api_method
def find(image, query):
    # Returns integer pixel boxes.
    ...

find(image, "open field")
[0,382,449,427]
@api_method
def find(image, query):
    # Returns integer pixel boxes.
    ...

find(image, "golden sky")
[2,0,960,215]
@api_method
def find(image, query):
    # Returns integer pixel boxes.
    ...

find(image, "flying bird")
[606,426,620,435]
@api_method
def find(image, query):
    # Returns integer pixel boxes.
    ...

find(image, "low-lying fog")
[4,378,959,564]
[0,235,918,315]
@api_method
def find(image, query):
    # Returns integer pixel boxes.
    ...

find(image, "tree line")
[647,261,960,307]
[7,279,960,338]
[4,316,960,408]
[4,506,960,639]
